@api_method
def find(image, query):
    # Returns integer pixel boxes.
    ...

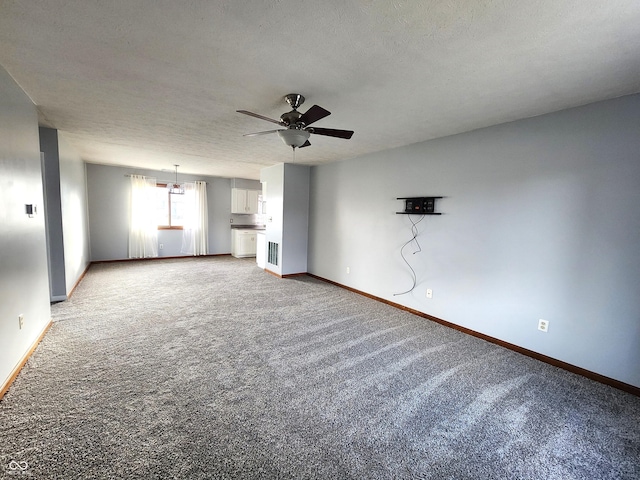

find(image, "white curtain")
[128,175,158,258]
[181,181,208,255]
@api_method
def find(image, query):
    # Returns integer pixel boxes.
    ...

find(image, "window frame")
[156,183,184,230]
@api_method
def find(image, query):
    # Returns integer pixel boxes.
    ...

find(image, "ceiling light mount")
[284,93,305,110]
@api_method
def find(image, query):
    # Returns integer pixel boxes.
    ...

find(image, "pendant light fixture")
[167,164,185,195]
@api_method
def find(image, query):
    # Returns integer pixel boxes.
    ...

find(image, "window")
[155,184,185,229]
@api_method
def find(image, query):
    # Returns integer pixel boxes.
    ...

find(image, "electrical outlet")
[346,267,350,274]
[19,314,24,329]
[426,289,433,299]
[159,243,164,250]
[538,319,549,332]
[230,218,233,223]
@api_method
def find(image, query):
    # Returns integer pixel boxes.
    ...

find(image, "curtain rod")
[124,174,207,184]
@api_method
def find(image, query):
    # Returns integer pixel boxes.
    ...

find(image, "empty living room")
[1,2,639,479]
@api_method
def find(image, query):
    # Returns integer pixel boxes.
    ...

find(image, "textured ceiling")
[1,1,639,180]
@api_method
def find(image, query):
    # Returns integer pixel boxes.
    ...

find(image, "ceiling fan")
[237,94,354,149]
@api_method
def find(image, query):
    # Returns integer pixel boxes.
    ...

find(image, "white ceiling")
[1,1,639,180]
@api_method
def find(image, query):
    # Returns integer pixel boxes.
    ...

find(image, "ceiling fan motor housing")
[280,110,303,127]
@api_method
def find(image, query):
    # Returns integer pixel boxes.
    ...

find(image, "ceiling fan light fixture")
[277,128,310,148]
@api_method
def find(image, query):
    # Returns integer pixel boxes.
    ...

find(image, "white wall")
[58,133,91,293]
[0,66,51,390]
[86,163,250,260]
[308,94,640,388]
[261,163,284,275]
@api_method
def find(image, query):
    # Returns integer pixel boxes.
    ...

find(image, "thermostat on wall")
[25,204,36,217]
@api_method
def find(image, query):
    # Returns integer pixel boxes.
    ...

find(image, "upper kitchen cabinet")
[231,188,260,214]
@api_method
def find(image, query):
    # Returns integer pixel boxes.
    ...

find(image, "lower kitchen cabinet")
[231,229,257,258]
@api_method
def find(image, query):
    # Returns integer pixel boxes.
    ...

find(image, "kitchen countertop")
[230,224,266,230]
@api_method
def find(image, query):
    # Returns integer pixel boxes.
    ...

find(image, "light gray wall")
[86,163,128,260]
[231,178,261,190]
[40,127,91,297]
[283,164,309,275]
[0,66,52,390]
[261,163,309,275]
[39,127,66,300]
[308,94,640,388]
[86,163,244,260]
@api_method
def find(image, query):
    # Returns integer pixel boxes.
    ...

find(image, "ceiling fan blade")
[300,105,331,126]
[310,127,354,139]
[237,110,283,126]
[299,140,311,148]
[243,129,283,137]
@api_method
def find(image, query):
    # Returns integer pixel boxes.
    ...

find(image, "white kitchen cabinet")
[231,229,257,258]
[231,188,260,214]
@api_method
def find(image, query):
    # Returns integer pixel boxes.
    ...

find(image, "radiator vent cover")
[268,241,279,266]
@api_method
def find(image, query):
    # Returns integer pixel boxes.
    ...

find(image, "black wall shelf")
[396,212,442,215]
[396,196,443,215]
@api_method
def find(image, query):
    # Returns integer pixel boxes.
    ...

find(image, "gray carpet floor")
[1,256,639,479]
